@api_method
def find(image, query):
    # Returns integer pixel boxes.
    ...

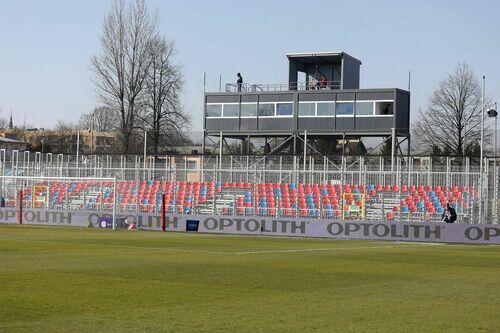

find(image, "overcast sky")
[1,0,500,131]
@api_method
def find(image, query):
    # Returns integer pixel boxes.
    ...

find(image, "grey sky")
[1,0,499,131]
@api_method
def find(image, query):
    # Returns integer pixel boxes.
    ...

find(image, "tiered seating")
[8,179,477,222]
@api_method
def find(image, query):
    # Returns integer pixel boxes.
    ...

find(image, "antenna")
[408,70,411,91]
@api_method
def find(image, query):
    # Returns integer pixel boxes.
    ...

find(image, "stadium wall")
[0,209,499,245]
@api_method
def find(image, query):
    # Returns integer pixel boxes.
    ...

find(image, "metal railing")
[225,81,342,93]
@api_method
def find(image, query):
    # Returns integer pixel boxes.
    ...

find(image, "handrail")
[225,81,342,93]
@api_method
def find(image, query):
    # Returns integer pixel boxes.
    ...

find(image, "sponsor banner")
[0,209,174,230]
[172,214,500,244]
[0,209,499,244]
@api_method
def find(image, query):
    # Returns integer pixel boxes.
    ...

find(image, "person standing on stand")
[237,73,243,92]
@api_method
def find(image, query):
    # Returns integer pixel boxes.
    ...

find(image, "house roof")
[286,51,361,65]
[0,137,25,144]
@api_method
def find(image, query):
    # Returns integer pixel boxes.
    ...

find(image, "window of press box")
[375,101,394,115]
[223,104,239,117]
[276,103,293,116]
[298,102,316,116]
[355,101,374,115]
[206,104,222,117]
[317,102,335,116]
[258,103,275,116]
[336,102,354,115]
[241,103,257,117]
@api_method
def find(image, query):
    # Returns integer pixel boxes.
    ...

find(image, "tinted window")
[356,102,374,115]
[206,104,222,117]
[241,103,257,117]
[258,103,275,116]
[276,103,293,116]
[336,102,354,115]
[223,104,239,117]
[376,102,394,115]
[317,102,335,116]
[299,103,315,116]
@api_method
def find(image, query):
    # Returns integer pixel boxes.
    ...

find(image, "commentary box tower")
[203,51,410,162]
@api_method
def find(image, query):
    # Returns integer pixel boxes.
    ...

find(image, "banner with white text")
[0,209,499,244]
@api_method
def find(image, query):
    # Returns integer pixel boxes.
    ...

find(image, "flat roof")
[286,51,361,64]
[0,137,25,144]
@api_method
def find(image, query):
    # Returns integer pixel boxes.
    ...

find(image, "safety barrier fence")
[0,148,497,224]
[0,168,493,224]
[0,150,486,180]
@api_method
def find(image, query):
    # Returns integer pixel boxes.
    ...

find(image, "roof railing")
[224,81,341,93]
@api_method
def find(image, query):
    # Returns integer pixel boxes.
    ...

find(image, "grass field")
[0,225,499,333]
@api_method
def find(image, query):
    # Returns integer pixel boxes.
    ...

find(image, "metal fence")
[0,175,116,216]
[224,81,342,92]
[0,150,484,178]
[0,150,497,224]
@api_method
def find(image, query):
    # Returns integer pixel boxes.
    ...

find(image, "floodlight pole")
[479,76,485,224]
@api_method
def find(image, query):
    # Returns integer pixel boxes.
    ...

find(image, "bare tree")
[142,36,189,155]
[0,118,8,129]
[38,120,77,154]
[91,0,157,154]
[78,106,118,132]
[0,108,9,129]
[412,63,488,156]
[53,120,76,132]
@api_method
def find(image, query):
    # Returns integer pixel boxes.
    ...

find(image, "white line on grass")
[235,243,442,255]
[0,237,448,256]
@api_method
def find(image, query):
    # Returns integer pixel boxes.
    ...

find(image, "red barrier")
[161,193,166,232]
[18,190,23,224]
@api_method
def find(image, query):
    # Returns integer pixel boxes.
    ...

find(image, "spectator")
[319,75,328,89]
[312,65,321,90]
[382,103,392,115]
[442,203,457,223]
[0,196,4,207]
[237,73,243,92]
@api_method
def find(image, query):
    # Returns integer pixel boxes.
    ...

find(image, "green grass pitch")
[0,225,499,333]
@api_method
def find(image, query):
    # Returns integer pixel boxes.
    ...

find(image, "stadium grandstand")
[0,150,494,224]
[0,52,497,226]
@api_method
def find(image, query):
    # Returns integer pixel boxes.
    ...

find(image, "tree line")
[2,0,191,156]
[412,63,490,156]
[88,0,190,155]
